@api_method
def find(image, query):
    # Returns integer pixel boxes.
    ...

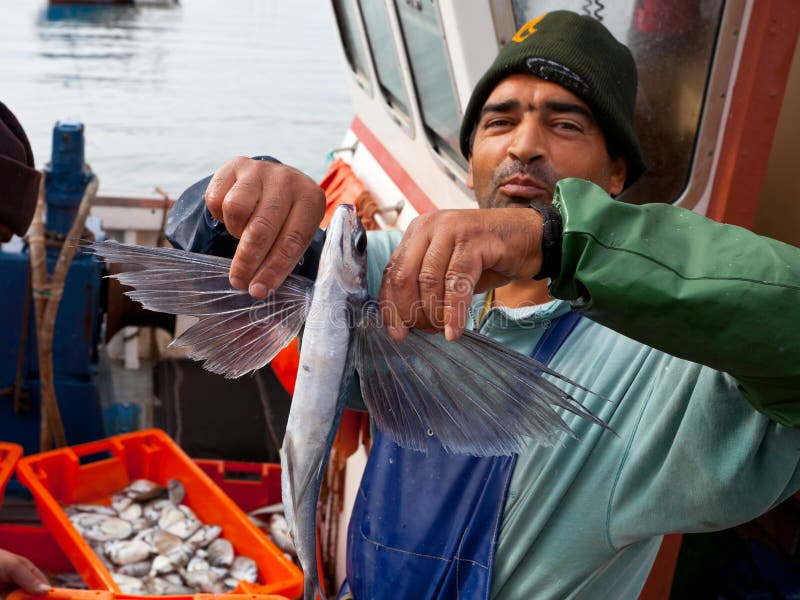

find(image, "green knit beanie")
[459,10,646,187]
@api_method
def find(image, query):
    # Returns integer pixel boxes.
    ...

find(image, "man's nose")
[508,116,545,164]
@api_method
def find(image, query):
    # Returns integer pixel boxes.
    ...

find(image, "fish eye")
[354,230,367,255]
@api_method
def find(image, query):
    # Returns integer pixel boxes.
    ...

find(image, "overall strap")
[532,309,583,362]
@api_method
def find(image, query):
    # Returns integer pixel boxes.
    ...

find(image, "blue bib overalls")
[342,312,582,599]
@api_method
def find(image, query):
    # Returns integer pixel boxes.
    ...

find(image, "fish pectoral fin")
[87,240,314,378]
[354,305,613,456]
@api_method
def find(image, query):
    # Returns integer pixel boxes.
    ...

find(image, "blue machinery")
[0,122,105,455]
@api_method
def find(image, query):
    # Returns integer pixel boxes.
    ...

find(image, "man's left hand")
[379,207,543,341]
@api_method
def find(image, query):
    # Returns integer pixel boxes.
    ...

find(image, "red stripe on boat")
[350,117,438,215]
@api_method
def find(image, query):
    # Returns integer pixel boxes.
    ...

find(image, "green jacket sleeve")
[548,178,800,425]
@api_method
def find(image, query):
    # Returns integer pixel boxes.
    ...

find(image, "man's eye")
[554,121,581,132]
[486,118,511,128]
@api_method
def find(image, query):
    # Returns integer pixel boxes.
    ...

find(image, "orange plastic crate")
[1,441,74,575]
[0,441,23,506]
[7,590,289,600]
[0,526,290,600]
[193,460,281,514]
[15,429,303,599]
[193,459,328,599]
[0,524,74,573]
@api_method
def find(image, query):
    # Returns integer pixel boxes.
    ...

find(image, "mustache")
[491,160,559,190]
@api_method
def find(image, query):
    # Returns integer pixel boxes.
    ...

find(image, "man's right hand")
[205,157,326,298]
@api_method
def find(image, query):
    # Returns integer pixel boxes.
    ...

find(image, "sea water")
[1,0,352,196]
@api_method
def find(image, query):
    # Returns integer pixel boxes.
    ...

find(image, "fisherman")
[0,102,41,243]
[0,103,50,597]
[166,10,800,599]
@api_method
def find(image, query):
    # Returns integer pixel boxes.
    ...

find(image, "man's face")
[467,74,627,208]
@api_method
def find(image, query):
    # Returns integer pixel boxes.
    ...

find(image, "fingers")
[380,220,431,340]
[214,157,270,240]
[229,192,292,293]
[379,208,544,342]
[442,240,483,341]
[417,233,451,334]
[381,211,475,341]
[205,158,326,295]
[205,157,244,225]
[247,187,326,297]
[0,550,50,595]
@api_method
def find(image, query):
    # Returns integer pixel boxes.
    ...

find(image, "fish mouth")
[333,205,360,254]
[322,204,367,293]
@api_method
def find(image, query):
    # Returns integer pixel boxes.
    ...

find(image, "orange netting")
[319,158,381,230]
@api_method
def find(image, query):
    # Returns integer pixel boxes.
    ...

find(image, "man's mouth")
[497,176,550,201]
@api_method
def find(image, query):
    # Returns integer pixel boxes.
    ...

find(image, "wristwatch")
[528,203,562,280]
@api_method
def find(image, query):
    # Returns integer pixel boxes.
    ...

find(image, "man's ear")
[466,156,474,190]
[608,156,627,196]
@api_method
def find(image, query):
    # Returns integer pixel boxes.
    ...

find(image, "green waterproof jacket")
[551,178,800,426]
[362,178,800,599]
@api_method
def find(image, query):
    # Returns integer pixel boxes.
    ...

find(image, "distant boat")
[48,0,178,6]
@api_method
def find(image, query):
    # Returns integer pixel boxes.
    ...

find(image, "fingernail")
[249,283,267,298]
[387,324,406,341]
[445,324,456,341]
[35,584,51,594]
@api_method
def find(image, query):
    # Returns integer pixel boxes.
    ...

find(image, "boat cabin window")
[510,0,725,204]
[332,0,371,88]
[394,0,467,170]
[357,0,412,120]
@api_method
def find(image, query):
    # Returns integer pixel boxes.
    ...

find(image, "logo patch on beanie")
[525,58,589,95]
[511,14,546,43]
